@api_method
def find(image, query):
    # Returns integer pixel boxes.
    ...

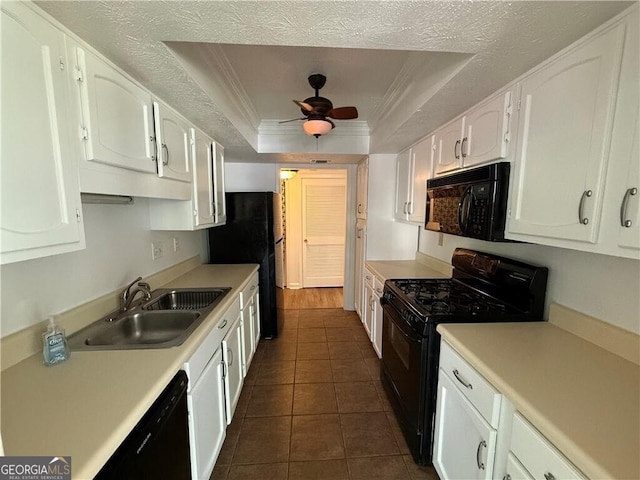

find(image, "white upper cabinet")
[356,157,369,219]
[462,90,512,168]
[153,101,192,183]
[434,89,512,176]
[506,7,639,259]
[435,117,465,175]
[149,129,227,230]
[212,142,227,225]
[409,136,432,224]
[193,128,215,227]
[394,148,413,221]
[73,46,156,173]
[1,2,85,264]
[395,137,432,223]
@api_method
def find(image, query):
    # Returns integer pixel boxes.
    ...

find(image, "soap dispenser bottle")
[43,316,70,366]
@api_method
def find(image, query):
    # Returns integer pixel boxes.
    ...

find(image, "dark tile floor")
[210,308,439,480]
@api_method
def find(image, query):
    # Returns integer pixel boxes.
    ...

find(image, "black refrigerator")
[208,192,281,338]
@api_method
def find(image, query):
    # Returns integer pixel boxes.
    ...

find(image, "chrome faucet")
[120,277,152,312]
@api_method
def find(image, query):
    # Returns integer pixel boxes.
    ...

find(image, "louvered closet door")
[301,178,347,287]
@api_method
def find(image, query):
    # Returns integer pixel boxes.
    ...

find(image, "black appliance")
[208,192,280,338]
[380,248,548,466]
[96,371,190,479]
[425,162,510,241]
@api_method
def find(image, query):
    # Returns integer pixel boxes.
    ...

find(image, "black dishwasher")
[96,371,191,479]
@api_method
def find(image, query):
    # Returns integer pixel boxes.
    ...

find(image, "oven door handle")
[458,186,473,235]
[383,305,423,343]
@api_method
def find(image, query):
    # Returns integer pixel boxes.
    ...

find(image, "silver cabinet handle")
[453,369,473,389]
[407,201,413,214]
[454,139,461,159]
[620,187,637,227]
[461,137,468,158]
[476,440,486,470]
[578,190,592,225]
[503,475,512,480]
[250,285,256,291]
[228,347,234,367]
[403,202,408,214]
[218,319,228,329]
[544,473,556,480]
[357,204,363,214]
[161,143,169,166]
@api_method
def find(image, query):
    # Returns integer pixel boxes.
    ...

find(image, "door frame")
[278,163,360,310]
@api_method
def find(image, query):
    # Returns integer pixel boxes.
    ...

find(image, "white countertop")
[366,259,450,281]
[1,264,258,480]
[438,322,640,480]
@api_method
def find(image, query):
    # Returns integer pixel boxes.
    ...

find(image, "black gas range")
[380,248,548,466]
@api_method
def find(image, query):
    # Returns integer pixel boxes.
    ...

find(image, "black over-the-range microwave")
[425,162,510,241]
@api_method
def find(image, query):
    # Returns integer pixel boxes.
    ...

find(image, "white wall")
[367,154,420,260]
[0,199,208,337]
[418,229,640,334]
[225,162,278,192]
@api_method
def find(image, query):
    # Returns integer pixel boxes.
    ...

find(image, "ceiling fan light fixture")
[303,119,333,138]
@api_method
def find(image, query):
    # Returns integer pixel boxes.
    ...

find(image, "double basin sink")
[68,288,231,350]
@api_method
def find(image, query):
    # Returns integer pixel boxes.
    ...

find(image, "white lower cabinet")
[187,348,226,480]
[222,313,244,424]
[372,278,384,358]
[434,368,498,480]
[362,268,375,338]
[509,413,586,480]
[239,273,260,376]
[505,453,534,480]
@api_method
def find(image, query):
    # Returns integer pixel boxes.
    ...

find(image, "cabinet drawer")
[183,298,240,388]
[511,413,586,480]
[505,452,534,480]
[439,341,501,427]
[239,273,258,309]
[363,268,374,288]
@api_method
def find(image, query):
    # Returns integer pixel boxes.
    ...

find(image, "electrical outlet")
[438,232,444,247]
[173,237,180,252]
[151,241,164,260]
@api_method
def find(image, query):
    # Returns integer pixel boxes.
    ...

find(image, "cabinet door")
[435,117,464,175]
[212,142,227,225]
[154,101,192,182]
[372,282,384,359]
[354,224,366,316]
[1,2,84,264]
[74,47,156,173]
[251,292,261,347]
[508,25,625,244]
[240,309,253,377]
[394,149,412,220]
[191,128,214,228]
[223,316,244,424]
[617,113,639,251]
[463,90,512,168]
[409,137,432,223]
[434,370,497,480]
[356,158,368,219]
[363,277,374,339]
[187,347,226,480]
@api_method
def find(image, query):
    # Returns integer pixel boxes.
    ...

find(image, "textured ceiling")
[36,1,633,163]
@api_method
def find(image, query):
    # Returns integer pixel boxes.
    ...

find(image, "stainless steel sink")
[143,288,230,311]
[68,287,231,350]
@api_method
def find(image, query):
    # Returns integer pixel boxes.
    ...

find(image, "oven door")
[380,301,425,439]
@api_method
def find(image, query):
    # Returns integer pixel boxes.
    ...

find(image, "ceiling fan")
[280,74,358,138]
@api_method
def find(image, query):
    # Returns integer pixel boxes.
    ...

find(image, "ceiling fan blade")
[278,117,305,124]
[293,99,315,113]
[327,106,358,120]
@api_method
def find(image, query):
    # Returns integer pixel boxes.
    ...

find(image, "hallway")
[210,296,439,479]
